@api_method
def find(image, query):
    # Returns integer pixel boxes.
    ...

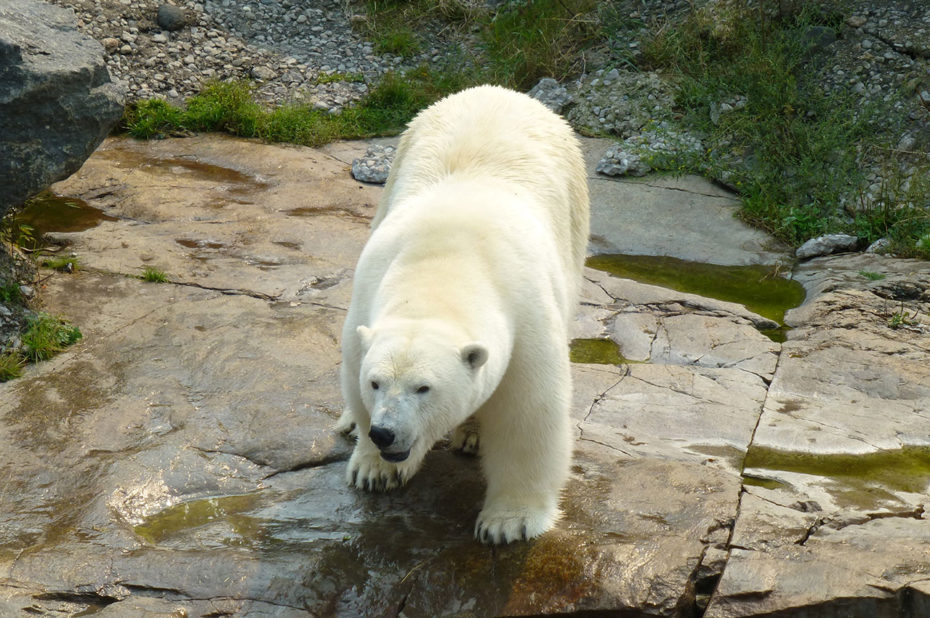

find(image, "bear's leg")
[474,354,572,544]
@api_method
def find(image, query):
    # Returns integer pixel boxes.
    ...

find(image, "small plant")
[313,72,366,84]
[140,266,169,283]
[887,302,919,330]
[41,255,80,272]
[0,351,24,382]
[375,28,420,57]
[0,281,23,304]
[20,313,82,363]
[858,270,886,281]
[1,218,36,253]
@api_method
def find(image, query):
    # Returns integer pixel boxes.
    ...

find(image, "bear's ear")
[460,343,488,371]
[357,325,374,350]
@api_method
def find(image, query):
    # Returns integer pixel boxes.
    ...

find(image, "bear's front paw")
[475,503,558,544]
[346,448,409,492]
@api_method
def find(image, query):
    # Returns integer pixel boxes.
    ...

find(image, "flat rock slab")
[578,137,787,266]
[706,254,930,617]
[1,136,928,616]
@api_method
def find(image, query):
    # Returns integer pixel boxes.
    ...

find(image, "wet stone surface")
[1,136,929,616]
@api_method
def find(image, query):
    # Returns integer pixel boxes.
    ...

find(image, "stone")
[527,77,572,114]
[351,144,394,184]
[866,237,891,253]
[0,0,124,218]
[156,3,188,31]
[795,234,859,259]
[250,64,276,80]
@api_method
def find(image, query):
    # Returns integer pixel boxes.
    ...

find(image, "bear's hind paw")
[450,416,480,456]
[334,409,358,440]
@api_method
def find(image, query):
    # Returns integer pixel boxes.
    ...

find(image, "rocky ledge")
[1,136,927,616]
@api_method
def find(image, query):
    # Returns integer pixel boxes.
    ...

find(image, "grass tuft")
[20,313,82,363]
[139,266,169,283]
[0,351,24,382]
[41,255,80,272]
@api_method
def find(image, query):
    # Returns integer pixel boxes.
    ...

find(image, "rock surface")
[0,0,124,218]
[1,136,928,616]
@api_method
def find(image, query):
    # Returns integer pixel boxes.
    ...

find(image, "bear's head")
[356,322,488,462]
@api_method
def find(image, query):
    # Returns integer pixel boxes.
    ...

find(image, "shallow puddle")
[286,206,368,222]
[134,493,265,546]
[586,254,806,326]
[12,192,117,236]
[96,148,269,195]
[742,445,930,509]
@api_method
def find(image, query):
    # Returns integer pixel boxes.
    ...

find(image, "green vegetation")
[20,313,83,363]
[887,303,920,330]
[313,72,365,84]
[0,281,22,304]
[1,209,85,382]
[640,4,930,255]
[40,255,80,272]
[482,0,600,89]
[124,70,475,146]
[858,270,886,281]
[139,266,169,283]
[0,350,24,381]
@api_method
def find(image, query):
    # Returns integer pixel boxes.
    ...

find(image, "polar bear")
[338,85,589,544]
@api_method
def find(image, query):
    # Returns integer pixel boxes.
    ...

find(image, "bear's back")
[376,86,589,286]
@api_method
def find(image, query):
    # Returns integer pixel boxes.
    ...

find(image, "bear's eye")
[371,381,380,390]
[416,385,430,394]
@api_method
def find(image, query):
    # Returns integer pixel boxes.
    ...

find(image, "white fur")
[339,85,589,543]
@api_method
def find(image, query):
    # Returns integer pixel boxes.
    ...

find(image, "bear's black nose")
[368,425,395,448]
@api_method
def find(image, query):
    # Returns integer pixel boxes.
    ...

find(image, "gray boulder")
[0,0,124,218]
[156,3,188,31]
[796,234,860,259]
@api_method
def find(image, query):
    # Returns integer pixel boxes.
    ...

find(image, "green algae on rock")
[569,338,625,365]
[742,445,930,509]
[586,254,805,325]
